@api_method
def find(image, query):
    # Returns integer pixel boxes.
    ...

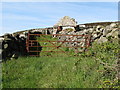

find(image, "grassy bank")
[2,41,120,88]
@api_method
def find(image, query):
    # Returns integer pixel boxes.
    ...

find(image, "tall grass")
[2,41,120,88]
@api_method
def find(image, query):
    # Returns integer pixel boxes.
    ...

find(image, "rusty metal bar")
[28,40,86,42]
[27,46,87,48]
[88,34,91,47]
[28,51,71,52]
[29,34,89,37]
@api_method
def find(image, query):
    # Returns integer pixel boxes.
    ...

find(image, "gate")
[26,32,91,56]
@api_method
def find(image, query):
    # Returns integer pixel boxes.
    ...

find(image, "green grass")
[2,41,120,88]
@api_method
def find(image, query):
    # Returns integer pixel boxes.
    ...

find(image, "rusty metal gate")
[26,32,91,56]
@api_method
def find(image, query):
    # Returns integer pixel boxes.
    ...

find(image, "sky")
[1,2,118,35]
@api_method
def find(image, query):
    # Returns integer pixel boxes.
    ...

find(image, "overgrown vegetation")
[2,40,120,88]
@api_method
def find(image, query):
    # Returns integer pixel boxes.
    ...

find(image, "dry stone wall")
[53,22,119,50]
[0,31,42,61]
[0,21,119,61]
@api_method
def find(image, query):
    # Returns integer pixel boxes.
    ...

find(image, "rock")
[19,34,26,38]
[79,24,86,27]
[58,35,66,41]
[10,52,19,60]
[62,26,75,31]
[103,24,115,37]
[77,24,86,31]
[81,29,88,34]
[110,23,118,28]
[106,28,119,39]
[3,43,8,49]
[110,28,119,39]
[0,49,2,55]
[0,37,4,41]
[92,31,102,40]
[96,25,104,32]
[103,29,109,37]
[76,31,84,35]
[54,16,77,27]
[105,25,111,30]
[106,32,112,38]
[88,28,94,33]
[0,36,4,50]
[97,36,108,43]
[53,16,77,35]
[68,31,75,35]
[52,28,58,37]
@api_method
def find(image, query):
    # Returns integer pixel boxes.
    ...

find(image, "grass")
[2,40,120,88]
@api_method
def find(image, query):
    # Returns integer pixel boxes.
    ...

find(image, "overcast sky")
[1,2,118,35]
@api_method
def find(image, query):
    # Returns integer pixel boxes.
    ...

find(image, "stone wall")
[0,31,42,61]
[24,21,119,53]
[0,33,27,61]
[52,22,119,52]
[0,21,119,61]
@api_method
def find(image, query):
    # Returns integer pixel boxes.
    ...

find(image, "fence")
[26,32,91,56]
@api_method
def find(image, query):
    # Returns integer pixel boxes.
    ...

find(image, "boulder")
[52,28,58,38]
[96,36,108,43]
[106,28,119,39]
[96,25,104,32]
[79,24,86,28]
[92,31,102,40]
[54,16,77,27]
[0,37,4,41]
[88,28,94,34]
[53,16,77,35]
[109,23,118,28]
[58,35,66,41]
[110,28,119,39]
[76,31,85,35]
[103,29,108,37]
[19,33,27,39]
[106,32,112,38]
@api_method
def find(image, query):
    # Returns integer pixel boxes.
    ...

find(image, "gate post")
[87,34,92,47]
[26,31,30,52]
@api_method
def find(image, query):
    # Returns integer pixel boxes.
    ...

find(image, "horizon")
[1,2,118,35]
